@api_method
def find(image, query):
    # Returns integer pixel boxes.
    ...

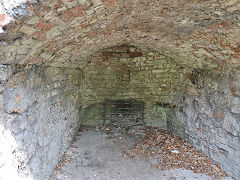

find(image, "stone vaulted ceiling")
[0,0,239,70]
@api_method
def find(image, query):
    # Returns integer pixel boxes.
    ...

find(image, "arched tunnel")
[0,0,240,179]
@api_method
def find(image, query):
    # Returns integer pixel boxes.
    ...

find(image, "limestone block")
[46,27,61,38]
[3,87,33,114]
[0,65,12,83]
[26,17,41,26]
[57,6,67,13]
[0,94,3,110]
[19,25,35,35]
[40,52,52,60]
[223,112,239,136]
[17,45,31,55]
[0,84,4,93]
[231,104,240,114]
[226,3,240,12]
[91,0,102,6]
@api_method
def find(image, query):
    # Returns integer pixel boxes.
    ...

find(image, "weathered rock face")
[0,0,240,179]
[177,70,240,179]
[0,65,82,179]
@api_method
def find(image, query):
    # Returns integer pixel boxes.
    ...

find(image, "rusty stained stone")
[31,31,46,41]
[103,0,116,7]
[15,94,21,104]
[61,5,84,22]
[55,0,63,8]
[214,109,223,119]
[230,84,236,94]
[35,20,52,31]
[232,47,240,53]
[128,51,143,58]
[0,13,7,24]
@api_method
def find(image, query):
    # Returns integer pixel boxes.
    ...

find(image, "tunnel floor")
[50,127,232,180]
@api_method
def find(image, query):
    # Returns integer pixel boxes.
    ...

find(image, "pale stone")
[92,0,102,6]
[26,16,41,25]
[46,27,61,38]
[0,65,12,83]
[231,104,240,114]
[56,6,67,13]
[223,112,238,136]
[19,25,36,35]
[64,1,78,9]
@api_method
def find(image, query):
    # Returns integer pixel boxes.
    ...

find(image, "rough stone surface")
[177,71,240,179]
[77,45,187,137]
[0,0,239,179]
[0,0,239,70]
[0,65,82,179]
[231,104,240,114]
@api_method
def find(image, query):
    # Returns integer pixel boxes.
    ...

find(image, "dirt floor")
[51,127,233,180]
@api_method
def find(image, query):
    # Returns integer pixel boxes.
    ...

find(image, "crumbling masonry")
[0,0,240,179]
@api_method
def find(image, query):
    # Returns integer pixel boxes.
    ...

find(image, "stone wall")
[1,44,240,180]
[0,0,240,179]
[78,45,189,133]
[1,0,240,70]
[0,45,192,179]
[177,70,240,179]
[0,64,82,179]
